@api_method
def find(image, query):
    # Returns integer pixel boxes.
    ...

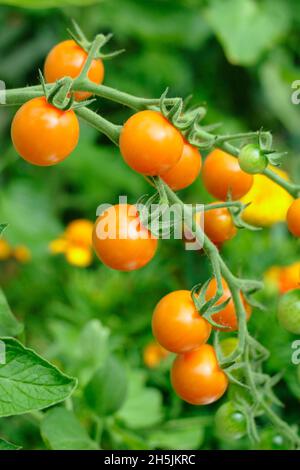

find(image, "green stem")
[76,106,121,145]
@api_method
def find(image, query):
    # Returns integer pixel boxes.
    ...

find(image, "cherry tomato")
[44,39,104,101]
[161,141,202,190]
[205,277,251,331]
[11,97,79,166]
[171,344,228,405]
[119,110,184,176]
[286,198,300,237]
[238,144,268,174]
[202,149,253,200]
[215,401,247,441]
[254,429,292,450]
[277,288,300,334]
[152,290,211,354]
[203,204,237,244]
[92,204,158,271]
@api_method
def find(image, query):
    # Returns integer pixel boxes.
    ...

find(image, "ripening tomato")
[119,110,184,176]
[203,204,237,244]
[92,204,158,271]
[202,149,253,200]
[286,199,300,237]
[277,288,300,334]
[152,290,211,354]
[215,401,247,441]
[161,141,202,190]
[205,277,251,331]
[11,97,79,166]
[171,344,228,405]
[44,40,104,101]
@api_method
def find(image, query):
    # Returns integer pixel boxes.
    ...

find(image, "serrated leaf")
[0,338,77,417]
[41,407,99,450]
[0,437,21,450]
[0,289,23,337]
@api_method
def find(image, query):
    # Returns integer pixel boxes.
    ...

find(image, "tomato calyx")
[67,19,124,60]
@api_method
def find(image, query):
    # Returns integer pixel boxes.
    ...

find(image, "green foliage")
[41,407,99,450]
[0,437,21,450]
[0,289,23,336]
[0,338,77,417]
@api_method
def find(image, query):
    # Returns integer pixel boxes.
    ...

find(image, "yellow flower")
[143,341,169,368]
[241,167,294,227]
[49,219,94,268]
[0,239,12,260]
[13,245,32,263]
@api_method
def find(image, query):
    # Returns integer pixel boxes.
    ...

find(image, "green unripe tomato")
[238,144,268,174]
[255,429,292,450]
[277,288,300,334]
[215,401,247,441]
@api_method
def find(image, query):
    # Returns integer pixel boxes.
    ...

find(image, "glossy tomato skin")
[202,149,253,201]
[204,204,237,244]
[152,290,211,353]
[287,199,300,237]
[171,344,228,405]
[11,97,79,166]
[238,144,268,174]
[161,142,202,190]
[215,401,247,441]
[206,277,251,331]
[44,40,104,101]
[92,204,158,271]
[119,110,184,176]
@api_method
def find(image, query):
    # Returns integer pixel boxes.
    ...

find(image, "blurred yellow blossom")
[49,219,94,268]
[0,238,31,263]
[241,167,294,227]
[143,341,169,368]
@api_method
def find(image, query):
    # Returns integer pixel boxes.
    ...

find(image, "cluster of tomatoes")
[9,37,300,406]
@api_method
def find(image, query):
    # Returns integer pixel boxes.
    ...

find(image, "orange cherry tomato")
[171,344,228,405]
[119,110,184,176]
[92,204,158,271]
[203,203,237,244]
[287,199,300,237]
[202,149,253,201]
[161,141,202,190]
[152,290,211,354]
[11,97,79,166]
[44,39,104,101]
[205,277,251,331]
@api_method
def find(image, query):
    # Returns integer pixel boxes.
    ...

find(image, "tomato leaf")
[41,407,99,450]
[0,289,23,337]
[0,338,77,417]
[205,0,291,65]
[0,437,21,450]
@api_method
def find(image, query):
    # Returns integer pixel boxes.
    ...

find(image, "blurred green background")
[0,0,299,450]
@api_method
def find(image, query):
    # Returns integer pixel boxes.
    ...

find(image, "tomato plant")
[287,198,300,237]
[152,290,211,353]
[238,144,268,174]
[119,110,184,176]
[202,149,253,200]
[171,344,228,405]
[11,97,79,166]
[44,40,104,101]
[203,204,237,244]
[92,203,158,271]
[277,288,300,334]
[161,141,202,190]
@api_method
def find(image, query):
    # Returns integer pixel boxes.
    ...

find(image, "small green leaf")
[148,418,205,450]
[0,338,77,417]
[41,408,99,450]
[0,224,7,236]
[84,355,127,417]
[0,437,21,450]
[0,289,23,337]
[118,371,163,429]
